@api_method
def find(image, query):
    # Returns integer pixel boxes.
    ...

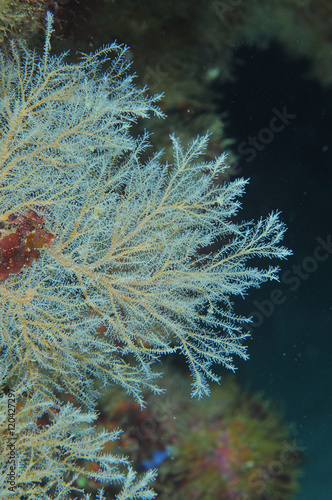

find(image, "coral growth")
[0,209,55,281]
[0,0,47,46]
[91,374,303,500]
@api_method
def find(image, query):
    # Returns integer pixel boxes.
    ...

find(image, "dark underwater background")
[222,43,332,499]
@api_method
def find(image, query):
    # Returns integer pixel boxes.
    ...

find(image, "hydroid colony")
[0,13,290,498]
